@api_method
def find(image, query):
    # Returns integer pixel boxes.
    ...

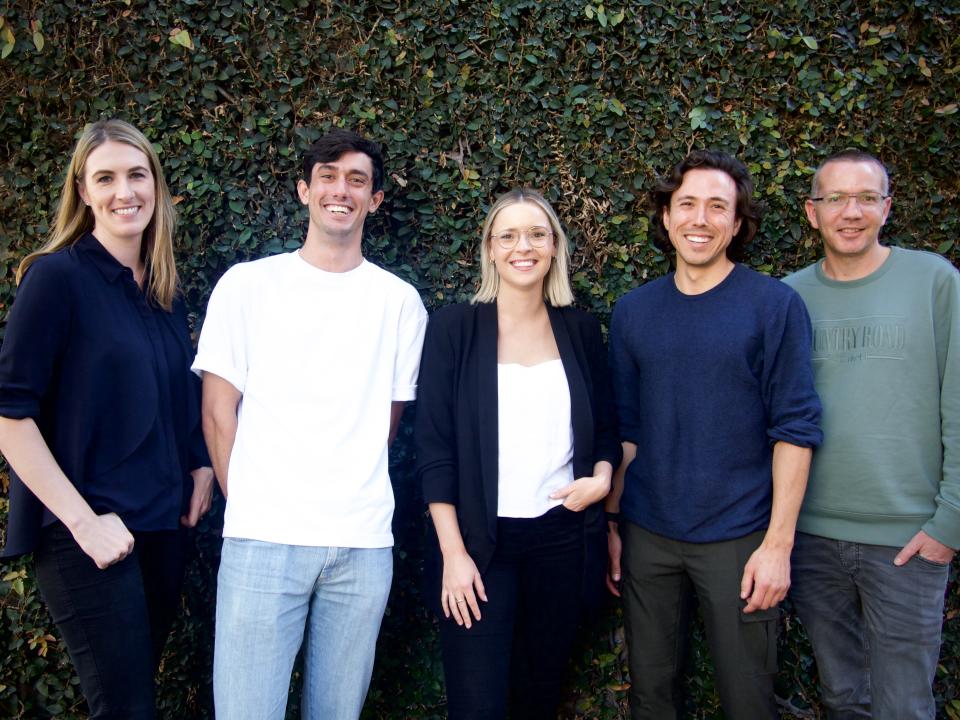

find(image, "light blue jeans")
[213,538,393,720]
[790,532,949,720]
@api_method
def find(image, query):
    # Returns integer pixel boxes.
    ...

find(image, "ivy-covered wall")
[0,0,957,718]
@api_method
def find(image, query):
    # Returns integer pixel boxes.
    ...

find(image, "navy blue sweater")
[609,265,822,543]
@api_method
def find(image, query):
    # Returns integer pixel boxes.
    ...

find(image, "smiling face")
[297,151,384,244]
[78,140,156,249]
[805,159,891,266]
[488,201,556,296]
[662,167,742,280]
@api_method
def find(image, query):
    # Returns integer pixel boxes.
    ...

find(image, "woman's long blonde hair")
[17,118,178,310]
[472,188,574,306]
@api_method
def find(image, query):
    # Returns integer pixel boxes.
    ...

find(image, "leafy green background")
[1,0,958,717]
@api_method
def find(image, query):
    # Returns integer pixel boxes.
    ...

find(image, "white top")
[496,359,575,518]
[192,251,428,547]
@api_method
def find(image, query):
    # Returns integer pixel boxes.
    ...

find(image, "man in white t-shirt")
[192,129,428,720]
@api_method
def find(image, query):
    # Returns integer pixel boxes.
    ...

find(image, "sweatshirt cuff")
[922,502,960,551]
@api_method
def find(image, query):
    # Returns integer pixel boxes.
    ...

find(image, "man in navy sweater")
[606,150,823,719]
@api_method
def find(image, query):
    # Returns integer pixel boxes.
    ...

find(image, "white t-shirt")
[192,251,428,547]
[496,359,574,518]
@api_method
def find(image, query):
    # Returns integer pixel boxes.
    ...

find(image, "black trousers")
[33,521,188,720]
[438,505,585,720]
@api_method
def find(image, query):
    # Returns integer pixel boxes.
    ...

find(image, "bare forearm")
[0,416,96,533]
[201,374,242,497]
[592,460,614,485]
[604,442,634,597]
[389,401,405,446]
[429,501,487,626]
[202,411,236,497]
[428,502,467,557]
[764,441,812,549]
[740,441,811,611]
[605,441,636,514]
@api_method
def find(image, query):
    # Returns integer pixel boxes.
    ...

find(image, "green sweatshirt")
[784,246,960,549]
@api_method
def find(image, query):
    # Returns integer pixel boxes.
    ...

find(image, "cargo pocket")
[738,605,779,675]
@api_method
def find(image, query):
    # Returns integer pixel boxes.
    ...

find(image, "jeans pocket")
[913,553,950,569]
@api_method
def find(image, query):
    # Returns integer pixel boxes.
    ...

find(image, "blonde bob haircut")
[472,188,574,306]
[17,118,179,311]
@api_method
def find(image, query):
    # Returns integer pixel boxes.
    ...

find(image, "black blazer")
[414,301,621,604]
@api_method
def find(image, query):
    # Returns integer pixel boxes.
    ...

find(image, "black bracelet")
[605,511,622,524]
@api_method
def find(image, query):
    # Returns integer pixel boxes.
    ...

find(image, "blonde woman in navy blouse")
[0,119,212,719]
[415,188,621,719]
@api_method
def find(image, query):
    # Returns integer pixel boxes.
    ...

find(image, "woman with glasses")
[0,119,212,719]
[415,188,621,719]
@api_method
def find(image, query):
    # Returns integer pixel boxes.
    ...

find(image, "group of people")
[0,118,954,720]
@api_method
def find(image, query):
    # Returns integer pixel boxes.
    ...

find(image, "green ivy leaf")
[0,24,14,59]
[689,105,708,129]
[169,29,194,50]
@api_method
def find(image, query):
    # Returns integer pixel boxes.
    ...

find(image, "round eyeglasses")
[490,226,554,250]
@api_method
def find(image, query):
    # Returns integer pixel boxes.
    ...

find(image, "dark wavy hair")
[650,149,762,262]
[302,128,385,192]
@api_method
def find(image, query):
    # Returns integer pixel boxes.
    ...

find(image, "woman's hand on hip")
[550,473,611,512]
[71,512,135,570]
[441,549,487,629]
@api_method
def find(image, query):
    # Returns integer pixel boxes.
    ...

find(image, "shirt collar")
[75,232,134,284]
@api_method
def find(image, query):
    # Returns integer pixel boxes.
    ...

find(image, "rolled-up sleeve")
[0,260,72,420]
[191,267,249,393]
[763,290,823,449]
[392,287,428,402]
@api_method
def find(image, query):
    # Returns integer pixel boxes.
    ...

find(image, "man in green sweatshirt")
[783,149,959,720]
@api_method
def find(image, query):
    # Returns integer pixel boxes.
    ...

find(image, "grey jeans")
[790,532,950,720]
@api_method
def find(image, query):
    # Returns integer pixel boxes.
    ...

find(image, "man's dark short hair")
[650,149,762,263]
[302,129,385,192]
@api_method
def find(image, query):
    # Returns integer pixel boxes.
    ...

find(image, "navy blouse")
[0,233,209,557]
